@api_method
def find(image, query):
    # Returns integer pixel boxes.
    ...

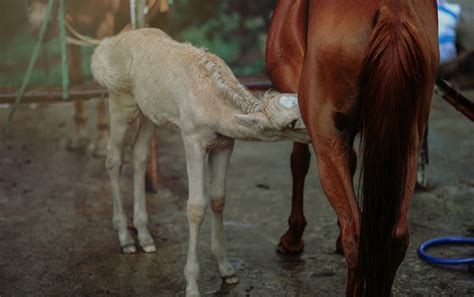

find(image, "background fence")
[0,0,473,91]
[0,0,277,89]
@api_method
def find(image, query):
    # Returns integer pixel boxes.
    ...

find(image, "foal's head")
[235,92,309,142]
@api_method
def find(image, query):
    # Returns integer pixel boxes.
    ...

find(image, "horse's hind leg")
[208,141,238,285]
[299,44,362,295]
[336,148,358,255]
[385,150,416,289]
[66,45,89,151]
[92,97,109,157]
[310,130,361,295]
[416,126,429,189]
[93,12,116,157]
[106,92,136,253]
[66,98,89,150]
[132,116,157,253]
[390,112,430,288]
[278,142,310,254]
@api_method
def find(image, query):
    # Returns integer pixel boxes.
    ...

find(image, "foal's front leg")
[183,136,208,297]
[132,117,157,253]
[208,142,238,284]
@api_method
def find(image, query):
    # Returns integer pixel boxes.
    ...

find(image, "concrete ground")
[0,93,473,297]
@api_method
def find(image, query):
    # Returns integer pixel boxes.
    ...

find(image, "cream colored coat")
[91,28,309,297]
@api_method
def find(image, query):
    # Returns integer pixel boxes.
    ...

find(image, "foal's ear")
[234,113,269,129]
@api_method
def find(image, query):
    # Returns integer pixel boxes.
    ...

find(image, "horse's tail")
[91,35,132,93]
[357,6,430,296]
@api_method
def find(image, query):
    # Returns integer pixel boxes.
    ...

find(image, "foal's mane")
[196,50,262,113]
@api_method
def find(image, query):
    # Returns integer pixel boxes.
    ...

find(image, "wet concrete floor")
[0,93,473,296]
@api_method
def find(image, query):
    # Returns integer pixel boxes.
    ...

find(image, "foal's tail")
[91,35,132,93]
[357,7,430,296]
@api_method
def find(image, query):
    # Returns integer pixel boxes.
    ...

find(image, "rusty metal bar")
[435,78,474,122]
[0,76,274,104]
[1,76,472,123]
[0,84,107,104]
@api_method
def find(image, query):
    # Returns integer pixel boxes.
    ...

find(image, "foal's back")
[92,29,242,129]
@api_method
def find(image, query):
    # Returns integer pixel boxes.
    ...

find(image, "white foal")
[92,28,309,297]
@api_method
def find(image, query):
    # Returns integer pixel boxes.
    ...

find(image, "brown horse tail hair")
[357,6,429,297]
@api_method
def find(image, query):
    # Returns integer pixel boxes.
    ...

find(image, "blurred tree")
[170,0,277,75]
[0,0,278,88]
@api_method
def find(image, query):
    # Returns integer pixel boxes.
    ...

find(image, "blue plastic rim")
[417,237,474,265]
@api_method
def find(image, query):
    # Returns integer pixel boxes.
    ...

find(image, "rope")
[65,22,101,46]
[58,0,69,100]
[130,0,137,30]
[5,0,54,128]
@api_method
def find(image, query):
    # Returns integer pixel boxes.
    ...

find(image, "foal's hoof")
[122,244,137,254]
[277,236,304,254]
[142,244,157,253]
[185,287,200,297]
[223,275,239,285]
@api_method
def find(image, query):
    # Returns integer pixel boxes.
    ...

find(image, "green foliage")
[170,0,276,76]
[0,25,63,88]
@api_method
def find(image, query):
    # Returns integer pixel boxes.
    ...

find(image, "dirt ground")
[0,92,473,297]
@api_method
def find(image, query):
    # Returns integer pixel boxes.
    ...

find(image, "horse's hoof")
[92,139,108,158]
[122,244,137,254]
[223,275,239,285]
[66,137,89,152]
[92,146,107,158]
[142,244,157,253]
[277,237,304,254]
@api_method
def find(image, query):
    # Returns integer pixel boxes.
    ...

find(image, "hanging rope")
[130,0,137,30]
[65,22,101,46]
[5,0,54,128]
[58,0,69,100]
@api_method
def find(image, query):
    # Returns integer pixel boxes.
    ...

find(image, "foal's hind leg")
[208,141,238,284]
[132,116,157,253]
[278,142,310,254]
[106,93,136,253]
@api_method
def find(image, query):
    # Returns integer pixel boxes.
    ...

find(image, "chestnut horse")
[267,0,439,296]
